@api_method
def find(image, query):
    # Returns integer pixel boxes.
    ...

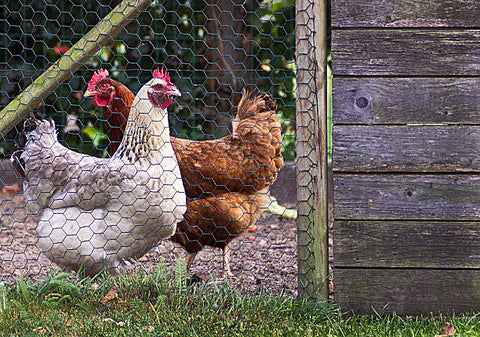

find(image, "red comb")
[153,67,171,83]
[88,69,109,90]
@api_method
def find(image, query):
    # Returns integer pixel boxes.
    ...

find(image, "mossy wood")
[295,0,329,300]
[332,0,480,314]
[0,0,151,138]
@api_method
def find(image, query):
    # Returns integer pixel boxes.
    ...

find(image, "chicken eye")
[152,84,165,91]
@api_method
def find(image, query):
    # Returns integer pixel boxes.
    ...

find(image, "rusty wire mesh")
[0,0,298,296]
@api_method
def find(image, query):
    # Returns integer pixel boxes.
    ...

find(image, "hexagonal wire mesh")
[0,0,299,296]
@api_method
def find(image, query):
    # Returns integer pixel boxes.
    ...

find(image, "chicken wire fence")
[0,0,317,298]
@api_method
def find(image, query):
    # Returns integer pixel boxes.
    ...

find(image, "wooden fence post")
[295,0,328,300]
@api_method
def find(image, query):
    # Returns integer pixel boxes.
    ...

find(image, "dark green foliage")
[0,0,296,160]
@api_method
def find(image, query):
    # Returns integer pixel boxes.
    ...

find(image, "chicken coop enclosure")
[4,0,478,316]
[0,0,302,298]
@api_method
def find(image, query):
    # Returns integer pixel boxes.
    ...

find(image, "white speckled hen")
[11,68,186,275]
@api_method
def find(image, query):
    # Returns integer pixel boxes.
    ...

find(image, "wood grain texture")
[295,0,329,300]
[334,174,480,220]
[332,30,480,76]
[335,268,480,315]
[333,125,480,172]
[332,78,480,124]
[332,0,480,28]
[330,0,480,315]
[334,221,480,268]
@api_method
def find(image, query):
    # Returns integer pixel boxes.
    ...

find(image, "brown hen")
[84,70,283,277]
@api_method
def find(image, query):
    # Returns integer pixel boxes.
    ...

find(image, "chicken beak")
[83,89,96,98]
[167,87,182,98]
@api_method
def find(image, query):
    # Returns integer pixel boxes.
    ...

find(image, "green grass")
[0,265,479,336]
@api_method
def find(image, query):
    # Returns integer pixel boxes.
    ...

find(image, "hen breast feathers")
[16,75,186,275]
[85,74,283,277]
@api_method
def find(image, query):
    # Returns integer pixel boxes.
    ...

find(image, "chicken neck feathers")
[103,80,133,154]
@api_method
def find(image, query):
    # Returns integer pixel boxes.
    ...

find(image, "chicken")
[85,70,283,198]
[84,70,283,277]
[11,68,186,276]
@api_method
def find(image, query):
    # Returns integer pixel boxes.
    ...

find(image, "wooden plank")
[334,221,480,268]
[295,0,329,301]
[333,125,480,172]
[335,268,480,315]
[334,174,480,220]
[332,30,480,76]
[332,78,480,124]
[332,0,480,28]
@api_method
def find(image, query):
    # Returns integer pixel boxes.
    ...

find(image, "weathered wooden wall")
[331,0,480,314]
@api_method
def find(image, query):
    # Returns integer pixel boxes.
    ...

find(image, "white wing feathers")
[21,119,121,211]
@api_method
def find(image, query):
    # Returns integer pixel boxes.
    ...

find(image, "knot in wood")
[355,96,369,109]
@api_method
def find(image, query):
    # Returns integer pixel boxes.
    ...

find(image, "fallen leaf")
[45,293,62,300]
[102,285,119,304]
[33,327,47,334]
[435,322,456,337]
[247,225,258,233]
[103,318,125,326]
[1,183,20,198]
[266,195,297,220]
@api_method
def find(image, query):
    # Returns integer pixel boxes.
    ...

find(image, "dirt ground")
[0,163,298,297]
